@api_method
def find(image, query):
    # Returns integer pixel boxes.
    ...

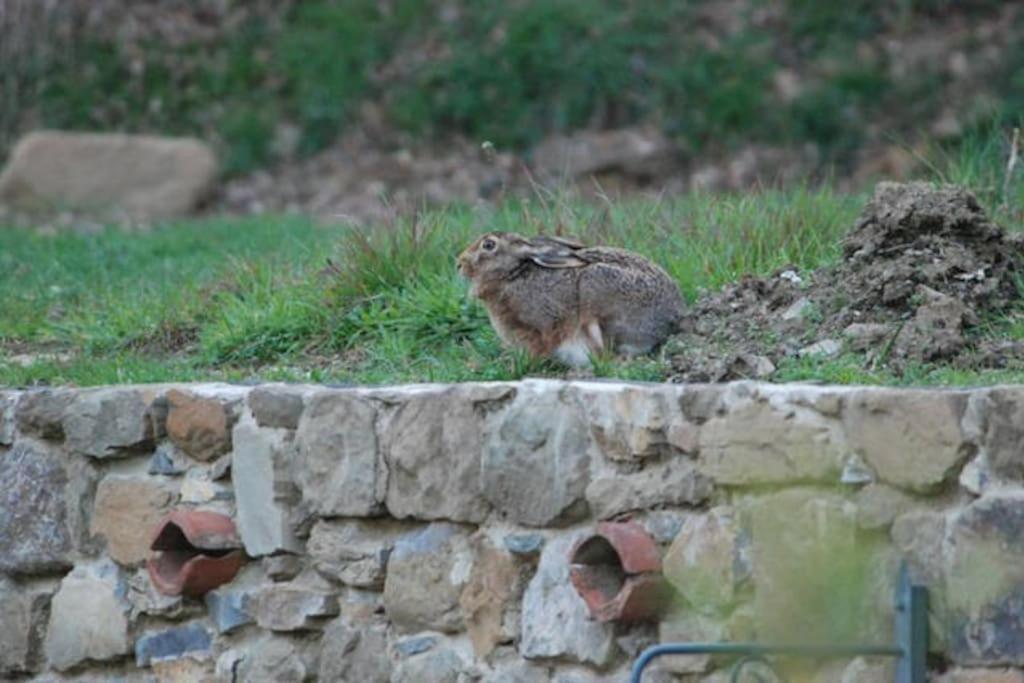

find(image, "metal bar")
[894,563,929,683]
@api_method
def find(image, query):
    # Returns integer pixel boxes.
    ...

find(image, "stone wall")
[1,379,1023,682]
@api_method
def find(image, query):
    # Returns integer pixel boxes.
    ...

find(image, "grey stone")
[520,533,617,666]
[63,388,154,458]
[574,383,680,462]
[0,391,16,445]
[148,442,189,475]
[237,635,308,683]
[15,389,72,440]
[486,661,551,683]
[482,384,592,526]
[383,523,472,634]
[503,533,545,557]
[585,459,712,519]
[945,493,1024,665]
[254,585,339,631]
[44,561,131,671]
[936,669,1024,683]
[382,385,508,523]
[0,442,80,573]
[264,554,303,582]
[844,389,972,491]
[294,391,383,516]
[976,388,1024,482]
[179,470,232,503]
[854,483,919,530]
[892,509,949,654]
[663,507,748,613]
[232,418,301,556]
[308,518,412,589]
[89,474,178,566]
[656,612,726,673]
[319,617,392,682]
[206,589,254,634]
[249,385,306,430]
[390,647,469,683]
[125,570,187,619]
[0,577,51,675]
[395,634,438,656]
[135,623,212,667]
[643,511,687,544]
[798,338,842,358]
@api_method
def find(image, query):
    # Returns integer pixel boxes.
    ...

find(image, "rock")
[487,660,551,683]
[0,441,90,574]
[945,493,1024,665]
[15,389,72,440]
[318,618,392,682]
[844,389,972,491]
[391,647,470,683]
[294,391,382,516]
[976,388,1024,483]
[148,443,189,475]
[249,385,306,430]
[205,589,254,634]
[237,635,308,683]
[166,389,233,462]
[937,669,1024,683]
[698,392,847,485]
[574,383,679,462]
[854,483,919,530]
[125,570,187,619]
[503,533,545,557]
[231,418,301,556]
[656,613,726,673]
[895,286,970,362]
[63,388,154,458]
[44,561,131,671]
[643,511,688,544]
[308,518,412,588]
[396,634,438,656]
[264,555,303,582]
[460,539,525,658]
[90,475,179,565]
[482,384,592,526]
[152,658,218,682]
[843,322,893,351]
[0,131,217,220]
[836,657,894,683]
[0,391,17,445]
[531,127,673,179]
[585,459,712,519]
[384,523,472,633]
[382,385,509,523]
[254,585,339,631]
[520,533,617,667]
[179,470,231,504]
[0,577,50,675]
[781,296,814,322]
[663,507,748,613]
[135,623,212,667]
[892,511,947,587]
[799,339,841,359]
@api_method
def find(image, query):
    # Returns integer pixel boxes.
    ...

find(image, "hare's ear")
[526,248,588,269]
[544,235,585,249]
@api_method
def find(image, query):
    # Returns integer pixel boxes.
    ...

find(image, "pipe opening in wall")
[147,509,246,597]
[570,536,627,602]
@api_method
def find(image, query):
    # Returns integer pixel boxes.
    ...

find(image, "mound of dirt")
[669,182,1024,382]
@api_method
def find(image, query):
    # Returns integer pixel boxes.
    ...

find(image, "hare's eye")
[481,238,496,251]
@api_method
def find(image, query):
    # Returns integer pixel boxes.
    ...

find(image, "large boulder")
[0,131,217,220]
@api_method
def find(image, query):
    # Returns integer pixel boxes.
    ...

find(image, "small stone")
[264,555,303,582]
[319,618,392,682]
[520,533,617,667]
[781,296,813,321]
[125,570,186,619]
[63,388,154,458]
[487,660,551,683]
[236,635,308,683]
[148,443,189,475]
[838,657,895,683]
[460,539,525,658]
[249,385,305,430]
[179,472,231,504]
[960,455,991,495]
[854,484,917,530]
[232,418,301,556]
[482,384,592,527]
[937,669,1024,683]
[656,613,726,673]
[44,561,131,671]
[666,421,699,454]
[15,389,72,440]
[0,577,50,675]
[585,459,712,519]
[976,388,1024,483]
[395,634,438,657]
[503,533,545,557]
[0,391,17,445]
[165,389,233,462]
[840,453,876,485]
[843,323,892,351]
[663,507,747,613]
[135,623,212,667]
[206,589,254,634]
[294,391,383,516]
[643,511,687,544]
[390,647,469,683]
[90,475,178,565]
[254,585,339,631]
[152,658,217,682]
[383,523,472,634]
[575,383,679,462]
[308,518,412,589]
[798,338,841,358]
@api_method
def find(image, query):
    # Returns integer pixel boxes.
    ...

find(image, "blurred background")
[2,0,1021,223]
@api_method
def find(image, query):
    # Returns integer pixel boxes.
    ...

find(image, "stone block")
[937,669,1024,683]
[520,533,618,667]
[656,612,726,673]
[854,483,918,530]
[844,389,971,491]
[308,518,412,588]
[44,561,131,671]
[318,617,392,683]
[573,383,682,462]
[460,538,526,658]
[975,388,1024,483]
[0,390,16,445]
[0,441,93,574]
[206,589,254,634]
[166,389,233,462]
[481,383,592,526]
[585,459,712,519]
[503,533,545,557]
[135,623,212,667]
[391,647,470,683]
[249,385,306,430]
[148,443,189,475]
[15,389,73,440]
[90,474,179,565]
[383,523,473,634]
[232,418,301,556]
[63,388,154,458]
[382,385,509,523]
[663,506,748,613]
[254,584,339,631]
[236,635,309,683]
[0,577,51,675]
[294,391,383,516]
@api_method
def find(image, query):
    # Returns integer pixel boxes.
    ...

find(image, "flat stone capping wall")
[2,379,1024,682]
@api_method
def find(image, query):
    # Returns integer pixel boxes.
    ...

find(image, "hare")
[457,231,683,366]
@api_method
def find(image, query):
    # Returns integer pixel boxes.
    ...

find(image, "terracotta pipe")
[146,509,246,597]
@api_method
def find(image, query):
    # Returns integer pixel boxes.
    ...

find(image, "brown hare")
[457,231,683,366]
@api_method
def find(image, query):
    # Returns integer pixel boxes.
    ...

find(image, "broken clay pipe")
[569,520,668,622]
[147,509,246,597]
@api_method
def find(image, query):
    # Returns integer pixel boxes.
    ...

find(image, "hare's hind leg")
[553,319,604,367]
